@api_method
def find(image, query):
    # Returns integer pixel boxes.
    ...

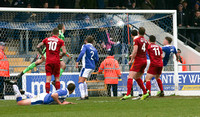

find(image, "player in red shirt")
[143,35,164,100]
[121,27,149,100]
[37,28,67,93]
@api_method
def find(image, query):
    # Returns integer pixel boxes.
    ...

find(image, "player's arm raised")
[60,45,67,59]
[37,42,44,57]
[76,45,86,68]
[129,45,138,65]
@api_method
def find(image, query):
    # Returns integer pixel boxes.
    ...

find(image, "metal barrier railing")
[167,64,200,71]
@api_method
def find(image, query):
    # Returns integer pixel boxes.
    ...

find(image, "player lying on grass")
[120,27,149,100]
[142,35,164,100]
[76,36,99,100]
[5,80,76,105]
[17,24,71,79]
[37,28,66,93]
[20,80,58,99]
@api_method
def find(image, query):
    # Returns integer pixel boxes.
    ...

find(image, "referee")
[0,42,10,99]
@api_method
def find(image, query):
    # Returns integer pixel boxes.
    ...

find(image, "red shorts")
[147,65,163,75]
[130,60,147,73]
[45,62,60,77]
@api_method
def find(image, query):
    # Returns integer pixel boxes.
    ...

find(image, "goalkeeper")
[17,24,71,79]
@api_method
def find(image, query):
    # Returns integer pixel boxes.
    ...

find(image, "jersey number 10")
[48,41,57,51]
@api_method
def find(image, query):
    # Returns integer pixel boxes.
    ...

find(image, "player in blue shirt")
[162,37,178,66]
[76,36,99,100]
[5,80,76,105]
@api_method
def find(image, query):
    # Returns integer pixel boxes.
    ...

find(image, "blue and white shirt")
[162,45,177,66]
[43,88,69,104]
[76,43,99,70]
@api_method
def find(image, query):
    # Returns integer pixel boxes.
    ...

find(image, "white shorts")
[79,68,94,78]
[31,93,47,105]
[144,59,150,73]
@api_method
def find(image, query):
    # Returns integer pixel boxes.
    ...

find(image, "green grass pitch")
[0,96,200,117]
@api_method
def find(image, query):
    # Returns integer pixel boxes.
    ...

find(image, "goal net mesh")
[0,9,176,99]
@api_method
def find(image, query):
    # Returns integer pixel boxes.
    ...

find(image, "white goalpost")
[0,8,181,99]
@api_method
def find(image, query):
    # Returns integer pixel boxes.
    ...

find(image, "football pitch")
[0,96,200,117]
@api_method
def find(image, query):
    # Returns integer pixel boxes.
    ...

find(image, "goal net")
[0,8,179,99]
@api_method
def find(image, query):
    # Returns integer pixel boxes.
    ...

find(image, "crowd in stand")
[0,0,197,10]
[177,0,200,47]
[0,0,200,48]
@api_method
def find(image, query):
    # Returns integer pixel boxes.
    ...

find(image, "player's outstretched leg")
[17,62,36,78]
[17,58,44,79]
[4,80,31,105]
[24,91,35,98]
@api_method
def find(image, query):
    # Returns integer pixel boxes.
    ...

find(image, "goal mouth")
[0,8,184,99]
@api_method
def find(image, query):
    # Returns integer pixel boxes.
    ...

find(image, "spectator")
[190,3,200,19]
[12,0,26,7]
[177,4,189,42]
[186,0,200,10]
[0,42,10,99]
[43,2,48,8]
[98,51,121,97]
[182,1,189,13]
[177,4,188,27]
[101,28,119,55]
[59,0,76,9]
[177,49,187,71]
[126,0,137,9]
[189,10,200,46]
[0,0,11,7]
[54,4,59,9]
[141,0,154,9]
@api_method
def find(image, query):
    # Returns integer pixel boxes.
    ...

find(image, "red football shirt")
[134,36,148,61]
[147,43,163,67]
[42,35,64,64]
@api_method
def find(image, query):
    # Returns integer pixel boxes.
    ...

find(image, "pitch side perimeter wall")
[21,72,200,97]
